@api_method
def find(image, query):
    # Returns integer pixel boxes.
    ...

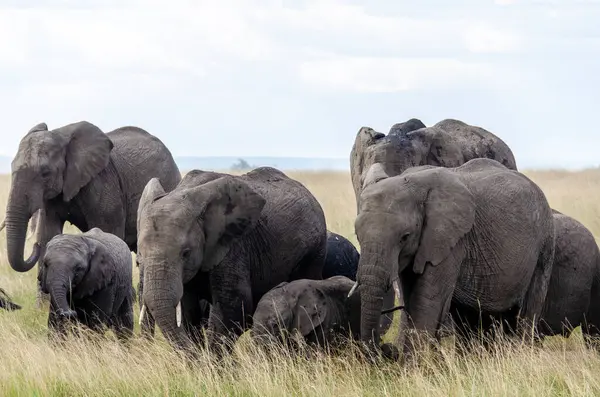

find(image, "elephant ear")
[195,176,266,271]
[361,163,389,189]
[412,171,476,274]
[137,178,167,233]
[418,127,465,167]
[74,232,115,299]
[28,122,48,134]
[293,287,328,337]
[59,121,114,202]
[350,127,385,200]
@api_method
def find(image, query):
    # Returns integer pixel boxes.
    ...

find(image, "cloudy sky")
[0,0,598,169]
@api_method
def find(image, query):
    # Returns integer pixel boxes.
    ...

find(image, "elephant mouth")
[139,300,182,328]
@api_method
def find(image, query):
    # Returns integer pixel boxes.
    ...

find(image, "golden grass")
[0,168,598,396]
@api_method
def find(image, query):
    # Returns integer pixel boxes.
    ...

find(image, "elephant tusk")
[348,281,359,298]
[176,301,182,327]
[392,279,401,301]
[0,220,4,232]
[139,304,146,325]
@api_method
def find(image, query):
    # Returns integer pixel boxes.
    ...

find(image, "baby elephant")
[539,211,600,345]
[40,228,135,339]
[251,275,396,349]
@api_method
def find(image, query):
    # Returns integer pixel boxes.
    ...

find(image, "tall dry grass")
[0,168,598,396]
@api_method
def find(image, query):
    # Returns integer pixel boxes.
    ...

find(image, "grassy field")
[0,169,599,396]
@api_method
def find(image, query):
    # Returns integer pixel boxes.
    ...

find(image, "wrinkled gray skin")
[538,211,600,344]
[323,231,394,332]
[136,167,327,354]
[350,118,517,213]
[252,275,395,349]
[4,121,181,307]
[354,158,555,361]
[39,228,135,339]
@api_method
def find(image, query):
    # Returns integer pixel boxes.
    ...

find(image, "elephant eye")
[400,232,410,243]
[181,248,191,260]
[40,166,52,179]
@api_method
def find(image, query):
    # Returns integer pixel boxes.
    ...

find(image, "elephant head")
[354,164,475,346]
[349,123,465,212]
[6,121,113,272]
[40,229,115,320]
[136,171,266,349]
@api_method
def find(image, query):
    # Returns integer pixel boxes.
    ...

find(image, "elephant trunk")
[142,263,190,351]
[357,247,394,347]
[49,278,76,319]
[5,186,41,273]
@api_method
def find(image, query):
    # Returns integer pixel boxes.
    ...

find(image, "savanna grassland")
[0,169,599,396]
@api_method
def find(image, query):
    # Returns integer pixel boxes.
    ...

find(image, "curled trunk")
[50,281,72,315]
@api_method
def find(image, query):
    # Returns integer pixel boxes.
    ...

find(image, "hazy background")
[0,0,598,172]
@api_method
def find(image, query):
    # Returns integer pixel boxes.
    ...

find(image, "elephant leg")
[402,256,460,365]
[518,235,555,343]
[289,241,327,281]
[207,261,253,353]
[180,290,211,347]
[113,295,134,341]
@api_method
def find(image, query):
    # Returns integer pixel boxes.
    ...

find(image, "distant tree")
[231,158,252,170]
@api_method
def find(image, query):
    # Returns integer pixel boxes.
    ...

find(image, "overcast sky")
[0,0,598,169]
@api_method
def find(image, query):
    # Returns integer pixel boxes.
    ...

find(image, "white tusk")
[392,279,404,307]
[176,301,182,327]
[348,281,359,298]
[139,304,146,326]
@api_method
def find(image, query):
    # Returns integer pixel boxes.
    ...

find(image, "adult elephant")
[3,121,181,306]
[136,167,327,354]
[350,118,517,212]
[351,159,555,362]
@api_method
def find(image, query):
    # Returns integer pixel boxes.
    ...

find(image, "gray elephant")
[538,211,600,344]
[351,158,555,361]
[40,228,135,339]
[136,167,327,353]
[251,275,396,350]
[3,121,181,307]
[323,231,360,280]
[350,118,517,212]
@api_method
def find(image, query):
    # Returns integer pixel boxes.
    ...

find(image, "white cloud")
[463,25,522,53]
[298,57,494,93]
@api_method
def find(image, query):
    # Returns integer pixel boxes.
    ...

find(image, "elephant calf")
[539,211,600,344]
[251,275,395,349]
[40,228,135,339]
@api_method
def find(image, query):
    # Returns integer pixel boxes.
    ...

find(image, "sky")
[0,0,599,169]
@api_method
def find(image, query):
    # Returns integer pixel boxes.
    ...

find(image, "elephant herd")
[0,118,599,365]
